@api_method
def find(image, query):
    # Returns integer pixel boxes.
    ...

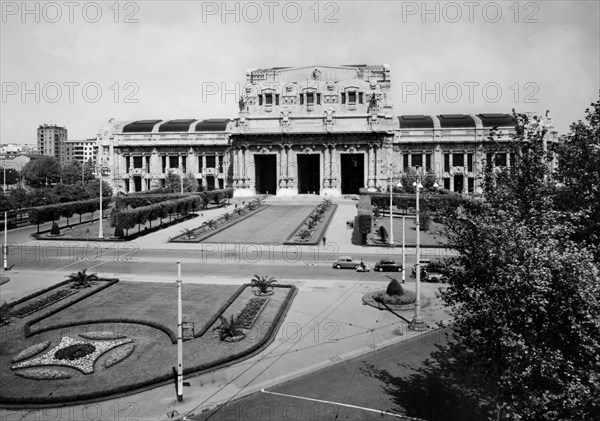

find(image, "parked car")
[423,267,447,282]
[374,259,402,272]
[332,256,360,269]
[412,259,431,276]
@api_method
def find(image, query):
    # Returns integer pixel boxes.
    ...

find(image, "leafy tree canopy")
[22,156,61,187]
[433,103,600,420]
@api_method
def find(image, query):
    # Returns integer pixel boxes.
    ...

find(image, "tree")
[250,275,277,295]
[22,156,61,187]
[52,183,90,203]
[553,96,600,258]
[212,314,243,341]
[66,268,98,289]
[165,171,198,193]
[433,109,600,420]
[61,161,84,185]
[85,179,113,198]
[0,167,20,186]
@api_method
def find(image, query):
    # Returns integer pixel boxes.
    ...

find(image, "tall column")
[141,156,147,191]
[202,154,207,189]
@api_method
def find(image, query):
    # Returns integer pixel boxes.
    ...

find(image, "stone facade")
[96,65,558,196]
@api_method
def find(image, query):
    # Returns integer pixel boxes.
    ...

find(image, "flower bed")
[170,199,266,243]
[15,368,72,380]
[11,336,133,375]
[362,290,426,312]
[12,341,51,363]
[80,331,128,340]
[284,200,337,245]
[105,344,135,368]
[236,297,269,330]
[9,289,78,318]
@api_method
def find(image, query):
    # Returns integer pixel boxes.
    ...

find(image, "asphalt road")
[193,328,452,421]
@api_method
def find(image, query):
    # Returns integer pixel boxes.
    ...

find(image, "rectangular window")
[412,153,423,168]
[443,178,450,190]
[444,154,450,172]
[300,94,304,105]
[218,156,223,173]
[348,91,356,104]
[341,93,345,104]
[169,156,179,168]
[495,153,507,167]
[133,156,142,169]
[486,153,493,168]
[467,154,473,172]
[316,93,321,105]
[453,153,464,167]
[306,92,314,105]
[275,94,280,106]
[181,156,187,171]
[161,156,166,173]
[468,177,474,193]
[403,153,409,170]
[425,154,431,172]
[198,156,203,172]
[358,92,363,104]
[265,93,273,106]
[206,155,216,168]
[258,95,263,106]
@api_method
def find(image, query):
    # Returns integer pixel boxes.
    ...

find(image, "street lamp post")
[98,166,103,239]
[179,165,184,194]
[410,172,427,331]
[389,165,394,246]
[402,215,406,282]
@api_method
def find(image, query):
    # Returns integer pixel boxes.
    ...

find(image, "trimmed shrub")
[114,226,124,238]
[50,222,60,235]
[378,225,388,242]
[386,278,403,296]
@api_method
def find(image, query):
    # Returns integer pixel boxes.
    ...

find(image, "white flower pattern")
[11,336,132,375]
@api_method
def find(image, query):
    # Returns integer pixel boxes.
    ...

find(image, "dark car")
[374,259,402,272]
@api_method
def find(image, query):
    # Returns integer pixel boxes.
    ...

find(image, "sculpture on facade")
[368,93,380,112]
[238,95,248,112]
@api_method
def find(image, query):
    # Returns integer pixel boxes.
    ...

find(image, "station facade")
[96,65,557,196]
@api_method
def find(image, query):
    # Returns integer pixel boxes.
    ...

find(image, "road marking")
[87,260,109,270]
[261,388,406,418]
[53,259,86,272]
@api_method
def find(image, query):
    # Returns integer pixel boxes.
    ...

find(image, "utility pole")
[98,166,103,239]
[176,261,183,402]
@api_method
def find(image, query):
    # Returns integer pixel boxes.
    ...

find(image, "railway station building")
[96,65,557,196]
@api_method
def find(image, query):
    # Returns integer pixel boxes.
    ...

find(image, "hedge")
[23,279,120,338]
[370,192,464,213]
[114,196,201,232]
[29,198,112,226]
[0,284,298,406]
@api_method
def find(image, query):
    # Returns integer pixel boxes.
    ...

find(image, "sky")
[1,0,599,144]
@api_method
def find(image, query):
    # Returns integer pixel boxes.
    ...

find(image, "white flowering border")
[11,336,132,375]
[105,344,135,368]
[12,341,51,363]
[79,331,127,340]
[15,368,71,380]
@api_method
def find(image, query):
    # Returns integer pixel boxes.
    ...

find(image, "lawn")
[207,204,315,244]
[0,280,296,405]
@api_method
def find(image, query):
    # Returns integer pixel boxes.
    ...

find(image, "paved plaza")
[0,196,453,421]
